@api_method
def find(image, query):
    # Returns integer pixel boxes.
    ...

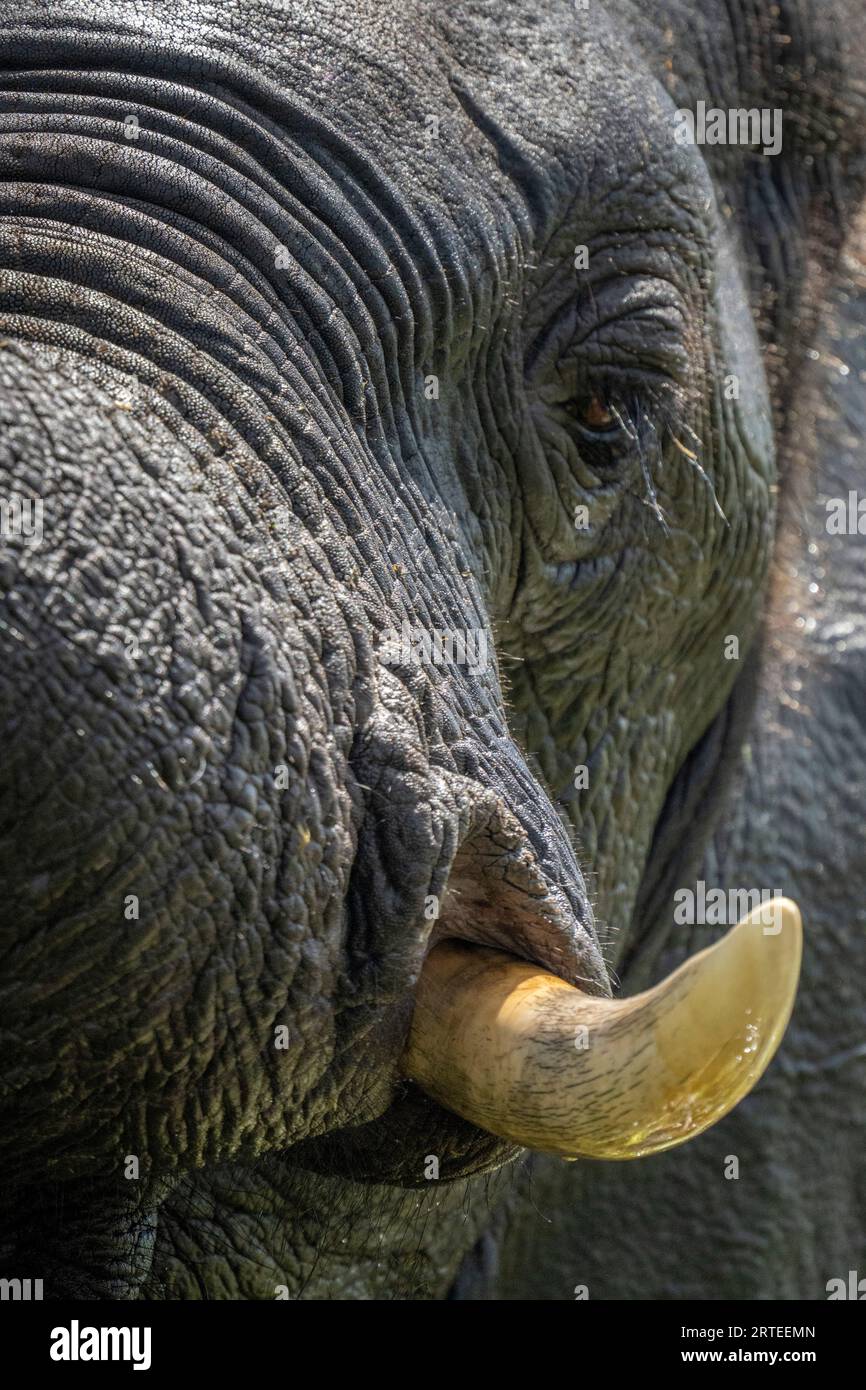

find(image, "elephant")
[0,0,863,1300]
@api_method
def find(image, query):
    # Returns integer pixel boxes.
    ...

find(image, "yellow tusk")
[403,899,802,1159]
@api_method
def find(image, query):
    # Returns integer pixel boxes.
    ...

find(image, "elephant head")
[0,0,861,1297]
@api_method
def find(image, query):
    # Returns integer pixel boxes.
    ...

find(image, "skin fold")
[0,0,863,1298]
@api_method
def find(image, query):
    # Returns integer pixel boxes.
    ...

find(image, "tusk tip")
[594,894,803,1159]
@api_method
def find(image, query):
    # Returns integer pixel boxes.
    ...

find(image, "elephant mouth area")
[286,1080,523,1187]
[288,798,801,1187]
[290,838,656,1183]
[287,851,604,1186]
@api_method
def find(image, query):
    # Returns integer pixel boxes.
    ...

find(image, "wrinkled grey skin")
[0,0,863,1299]
[454,240,866,1301]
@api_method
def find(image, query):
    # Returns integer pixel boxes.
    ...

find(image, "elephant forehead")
[4,0,714,253]
[242,1,716,246]
[0,2,727,505]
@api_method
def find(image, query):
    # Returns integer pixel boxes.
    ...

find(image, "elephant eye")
[574,395,617,433]
[565,393,622,440]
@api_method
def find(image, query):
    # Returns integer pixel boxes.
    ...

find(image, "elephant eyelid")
[526,278,693,388]
[565,371,684,436]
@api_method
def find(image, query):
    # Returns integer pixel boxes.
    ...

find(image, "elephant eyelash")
[559,384,666,527]
[641,384,728,527]
[566,382,724,533]
[608,392,668,529]
[566,383,668,457]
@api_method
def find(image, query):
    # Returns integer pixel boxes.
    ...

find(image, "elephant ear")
[448,209,866,1302]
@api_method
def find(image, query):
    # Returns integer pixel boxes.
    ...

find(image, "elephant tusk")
[402,899,802,1159]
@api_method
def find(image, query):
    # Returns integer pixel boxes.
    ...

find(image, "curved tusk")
[403,899,802,1159]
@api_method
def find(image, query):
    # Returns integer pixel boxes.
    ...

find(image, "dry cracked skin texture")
[0,0,864,1298]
